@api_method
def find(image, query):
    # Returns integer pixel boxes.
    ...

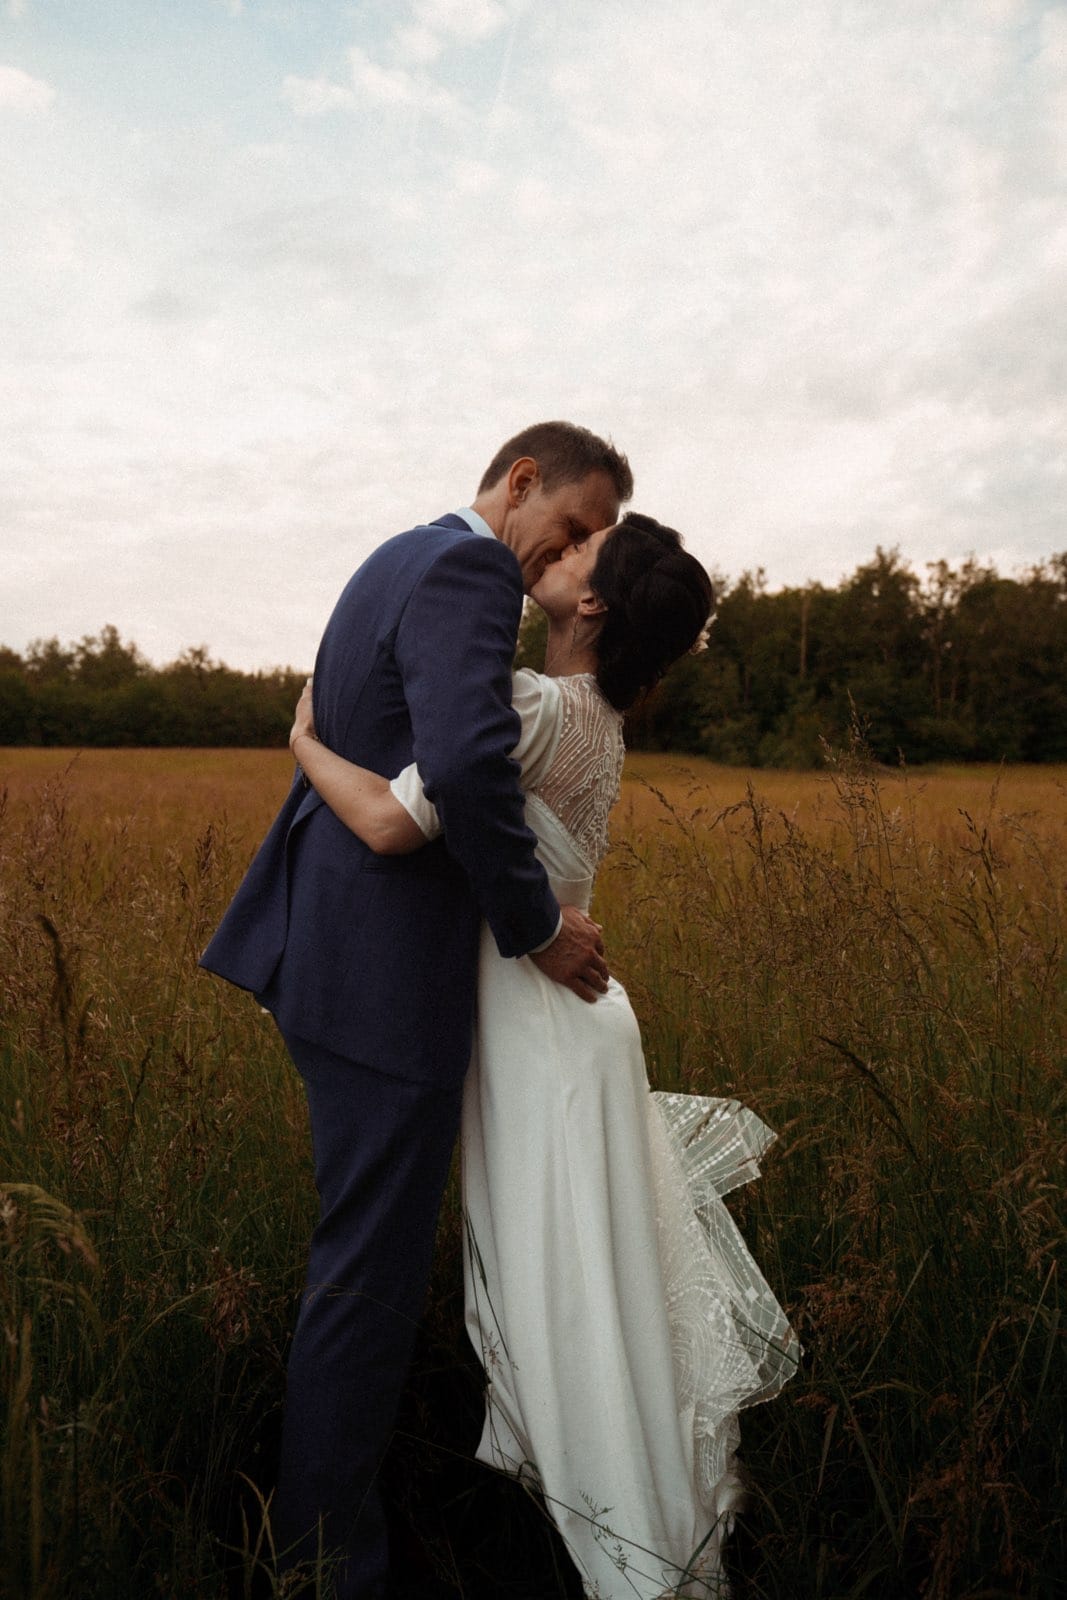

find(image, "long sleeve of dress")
[389,670,562,841]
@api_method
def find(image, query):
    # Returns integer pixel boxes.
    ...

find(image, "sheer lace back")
[530,674,624,870]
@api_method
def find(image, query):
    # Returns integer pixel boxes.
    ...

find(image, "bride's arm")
[289,683,426,855]
[290,668,560,856]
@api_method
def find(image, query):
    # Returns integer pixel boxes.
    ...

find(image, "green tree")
[3,559,1064,760]
[24,637,75,684]
[0,655,33,744]
[73,625,147,691]
[949,558,1067,761]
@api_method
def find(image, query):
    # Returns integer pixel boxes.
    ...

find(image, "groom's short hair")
[478,421,633,501]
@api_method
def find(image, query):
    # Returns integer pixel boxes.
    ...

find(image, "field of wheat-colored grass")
[1,747,1064,1598]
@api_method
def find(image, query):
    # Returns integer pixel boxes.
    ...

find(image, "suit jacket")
[199,514,560,1086]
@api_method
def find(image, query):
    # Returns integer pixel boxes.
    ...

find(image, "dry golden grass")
[0,747,291,847]
[618,750,1067,850]
[1,746,1063,1599]
[7,744,1063,856]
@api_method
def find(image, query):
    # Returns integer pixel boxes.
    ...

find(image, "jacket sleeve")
[389,669,563,837]
[394,536,560,958]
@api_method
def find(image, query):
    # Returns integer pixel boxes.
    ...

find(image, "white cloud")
[391,1,521,81]
[348,46,423,108]
[348,45,460,117]
[1,0,1064,667]
[393,24,443,67]
[0,62,54,112]
[282,45,462,121]
[451,157,497,195]
[280,73,356,117]
[412,0,513,45]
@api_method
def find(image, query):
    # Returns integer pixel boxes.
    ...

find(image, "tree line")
[0,629,306,749]
[3,547,1065,763]
[518,546,1067,766]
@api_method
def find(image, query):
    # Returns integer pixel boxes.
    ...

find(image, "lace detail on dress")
[530,675,624,870]
[649,1095,802,1516]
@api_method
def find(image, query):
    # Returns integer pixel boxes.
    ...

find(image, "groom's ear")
[506,456,540,506]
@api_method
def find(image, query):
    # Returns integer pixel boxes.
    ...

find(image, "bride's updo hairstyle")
[589,512,714,712]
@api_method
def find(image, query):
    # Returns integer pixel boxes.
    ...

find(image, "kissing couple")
[202,421,799,1599]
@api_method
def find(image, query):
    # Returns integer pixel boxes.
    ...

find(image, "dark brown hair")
[478,421,633,501]
[590,512,714,711]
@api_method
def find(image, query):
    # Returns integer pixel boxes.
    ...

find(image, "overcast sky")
[2,0,1064,671]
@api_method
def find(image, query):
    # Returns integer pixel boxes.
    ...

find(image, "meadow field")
[1,746,1063,1598]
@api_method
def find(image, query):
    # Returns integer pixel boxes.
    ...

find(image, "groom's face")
[511,469,620,591]
[530,523,614,619]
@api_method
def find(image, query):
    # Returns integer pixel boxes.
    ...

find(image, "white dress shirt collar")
[455,506,496,540]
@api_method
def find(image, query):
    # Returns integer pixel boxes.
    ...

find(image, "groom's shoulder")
[361,517,518,586]
[320,518,523,663]
[377,517,467,558]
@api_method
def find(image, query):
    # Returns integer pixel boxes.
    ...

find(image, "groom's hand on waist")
[530,904,609,1004]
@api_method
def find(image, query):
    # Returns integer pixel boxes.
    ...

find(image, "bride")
[288,512,800,1598]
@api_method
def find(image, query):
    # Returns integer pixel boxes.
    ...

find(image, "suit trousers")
[273,1031,464,1600]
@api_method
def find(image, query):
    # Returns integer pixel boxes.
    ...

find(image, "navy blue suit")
[201,515,560,1596]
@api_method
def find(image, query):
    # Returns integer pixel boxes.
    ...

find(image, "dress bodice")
[390,669,625,889]
[528,673,624,872]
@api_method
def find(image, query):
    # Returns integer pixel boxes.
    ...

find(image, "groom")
[200,421,632,1598]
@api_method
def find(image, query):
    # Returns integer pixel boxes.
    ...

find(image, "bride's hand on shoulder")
[290,678,317,759]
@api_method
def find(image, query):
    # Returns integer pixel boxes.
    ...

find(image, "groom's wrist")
[528,914,563,955]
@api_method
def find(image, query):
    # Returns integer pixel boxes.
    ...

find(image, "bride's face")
[530,524,614,621]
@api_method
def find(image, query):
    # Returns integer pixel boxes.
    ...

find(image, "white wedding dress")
[392,670,800,1599]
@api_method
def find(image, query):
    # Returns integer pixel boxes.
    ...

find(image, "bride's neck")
[542,616,600,680]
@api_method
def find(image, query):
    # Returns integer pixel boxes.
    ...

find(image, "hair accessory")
[689,613,716,655]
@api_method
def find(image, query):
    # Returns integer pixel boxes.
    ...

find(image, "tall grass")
[600,750,1065,1599]
[1,753,309,1599]
[1,748,1063,1598]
